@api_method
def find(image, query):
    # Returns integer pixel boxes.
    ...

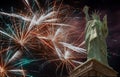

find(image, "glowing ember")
[0,66,5,73]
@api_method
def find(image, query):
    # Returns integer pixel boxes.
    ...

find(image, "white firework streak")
[0,12,31,21]
[52,27,66,59]
[5,50,22,65]
[53,27,63,41]
[53,42,64,60]
[0,11,70,27]
[37,26,65,59]
[59,42,86,54]
[7,50,22,64]
[71,60,83,64]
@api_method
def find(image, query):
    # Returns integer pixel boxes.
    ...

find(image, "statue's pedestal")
[70,59,117,77]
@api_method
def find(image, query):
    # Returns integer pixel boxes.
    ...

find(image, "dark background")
[0,0,120,77]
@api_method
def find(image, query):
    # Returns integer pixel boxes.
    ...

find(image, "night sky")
[0,0,120,77]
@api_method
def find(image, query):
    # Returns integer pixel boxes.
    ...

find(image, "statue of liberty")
[83,6,108,66]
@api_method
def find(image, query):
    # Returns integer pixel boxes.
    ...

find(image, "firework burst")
[0,47,30,77]
[0,0,87,76]
[37,24,86,76]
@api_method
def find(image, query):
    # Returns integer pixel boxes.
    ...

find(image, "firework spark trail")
[7,50,22,64]
[0,10,69,51]
[0,49,25,77]
[36,24,84,73]
[41,42,85,76]
[0,0,87,76]
[53,42,86,63]
[36,26,67,59]
[71,60,83,64]
[52,27,65,59]
[0,11,60,53]
[0,11,58,25]
[0,20,33,53]
[0,12,31,21]
[36,24,85,73]
[0,46,36,77]
[37,25,86,73]
[23,0,34,14]
[0,0,76,66]
[0,0,70,28]
[36,26,64,59]
[59,42,86,54]
[0,0,70,53]
[53,27,63,41]
[53,42,64,60]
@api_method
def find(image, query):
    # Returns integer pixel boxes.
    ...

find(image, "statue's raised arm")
[84,6,108,66]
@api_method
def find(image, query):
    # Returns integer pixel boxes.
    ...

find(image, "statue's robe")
[85,17,108,65]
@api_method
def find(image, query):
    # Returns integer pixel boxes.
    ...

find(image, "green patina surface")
[84,6,108,66]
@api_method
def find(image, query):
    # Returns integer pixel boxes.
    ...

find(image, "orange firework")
[0,0,87,76]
